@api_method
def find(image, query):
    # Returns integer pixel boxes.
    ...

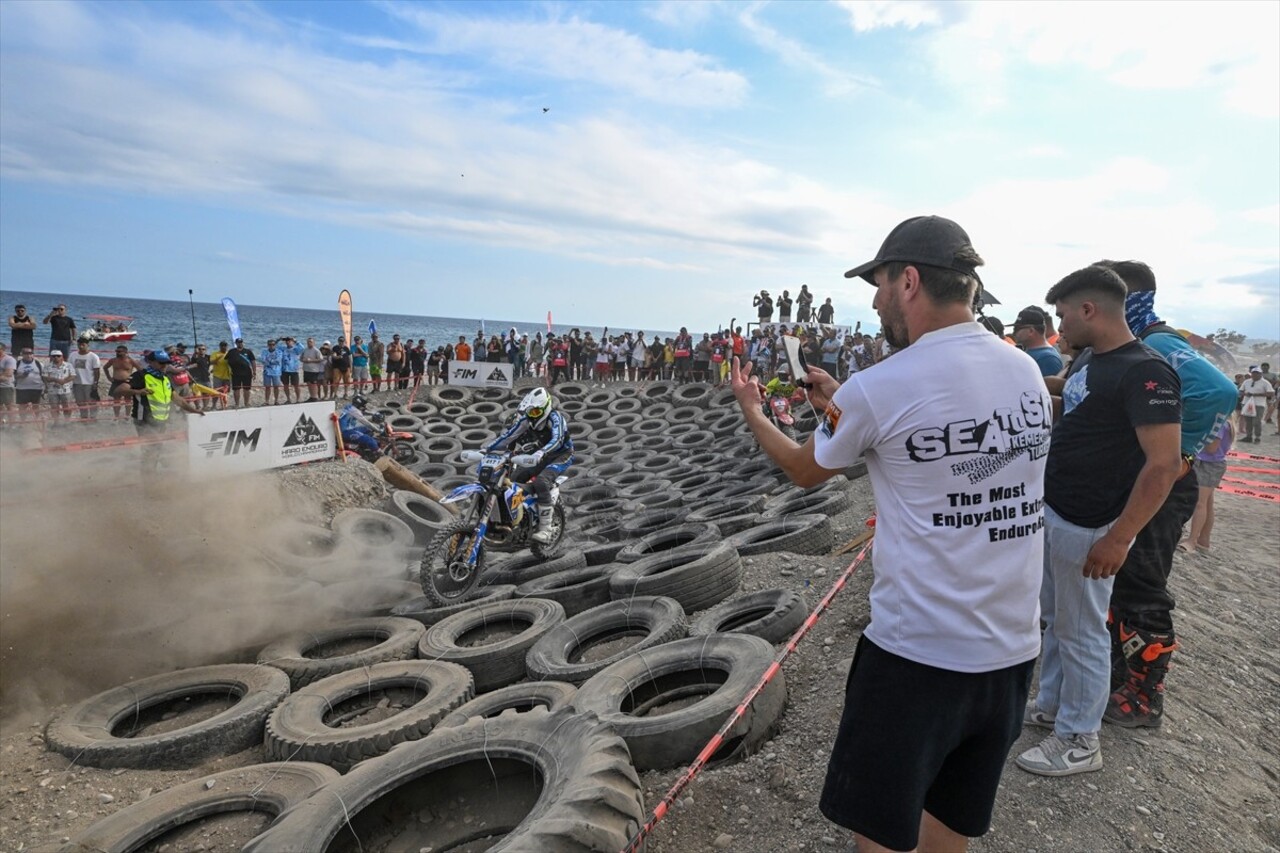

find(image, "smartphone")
[781,335,810,387]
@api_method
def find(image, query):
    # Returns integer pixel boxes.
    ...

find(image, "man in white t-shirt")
[731,216,1050,853]
[1238,365,1274,443]
[70,338,103,420]
[43,350,75,424]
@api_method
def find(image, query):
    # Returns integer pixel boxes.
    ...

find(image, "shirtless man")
[103,345,141,418]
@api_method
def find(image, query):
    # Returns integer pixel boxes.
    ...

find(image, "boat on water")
[82,314,139,343]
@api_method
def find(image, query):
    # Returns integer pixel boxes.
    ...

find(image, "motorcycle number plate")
[482,454,505,468]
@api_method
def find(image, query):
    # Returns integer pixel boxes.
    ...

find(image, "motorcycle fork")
[468,493,499,565]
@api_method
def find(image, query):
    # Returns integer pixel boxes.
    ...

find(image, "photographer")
[731,216,1049,853]
[753,289,774,323]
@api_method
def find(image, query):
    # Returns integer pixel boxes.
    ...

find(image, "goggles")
[525,406,546,420]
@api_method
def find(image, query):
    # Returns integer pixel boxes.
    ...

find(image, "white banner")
[448,361,514,389]
[187,401,335,473]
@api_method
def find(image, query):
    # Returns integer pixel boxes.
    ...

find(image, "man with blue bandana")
[1096,260,1238,729]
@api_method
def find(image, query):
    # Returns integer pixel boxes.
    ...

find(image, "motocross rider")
[763,363,806,403]
[487,387,573,543]
[338,394,380,458]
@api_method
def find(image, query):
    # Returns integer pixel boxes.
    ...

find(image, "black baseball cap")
[1013,308,1046,330]
[844,215,983,285]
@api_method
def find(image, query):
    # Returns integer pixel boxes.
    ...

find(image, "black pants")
[1110,468,1198,632]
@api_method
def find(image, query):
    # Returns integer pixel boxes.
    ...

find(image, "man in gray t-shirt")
[301,338,324,401]
[0,343,16,422]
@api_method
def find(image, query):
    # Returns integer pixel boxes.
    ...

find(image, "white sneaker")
[1023,701,1056,729]
[1015,732,1102,777]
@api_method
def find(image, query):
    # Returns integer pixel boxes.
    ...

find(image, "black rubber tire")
[593,459,633,478]
[615,522,722,563]
[387,414,424,432]
[420,420,460,438]
[609,541,742,614]
[484,548,587,587]
[671,429,716,453]
[312,579,422,617]
[687,493,767,522]
[688,588,810,645]
[726,513,834,556]
[642,380,676,400]
[671,382,713,408]
[427,385,472,407]
[619,507,686,538]
[436,681,578,728]
[609,411,644,430]
[668,469,720,491]
[578,539,629,566]
[606,396,643,414]
[698,511,759,536]
[391,585,517,626]
[59,762,339,851]
[617,477,673,500]
[262,522,348,572]
[626,490,685,512]
[387,489,456,545]
[761,487,854,520]
[243,708,644,853]
[555,381,591,399]
[525,596,688,685]
[633,452,682,474]
[257,618,425,689]
[419,520,486,606]
[634,417,671,437]
[419,598,566,692]
[45,665,291,770]
[389,440,419,465]
[264,661,474,772]
[570,633,785,771]
[422,435,465,463]
[514,563,619,616]
[331,508,416,551]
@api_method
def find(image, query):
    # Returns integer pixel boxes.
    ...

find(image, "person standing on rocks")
[1016,264,1182,778]
[732,215,1050,853]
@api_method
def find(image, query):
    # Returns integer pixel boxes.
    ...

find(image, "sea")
[0,290,679,356]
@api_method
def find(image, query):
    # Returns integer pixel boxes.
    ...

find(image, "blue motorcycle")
[419,448,568,605]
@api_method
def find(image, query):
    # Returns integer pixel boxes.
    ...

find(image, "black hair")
[1095,259,1156,293]
[1044,265,1128,308]
[882,246,985,306]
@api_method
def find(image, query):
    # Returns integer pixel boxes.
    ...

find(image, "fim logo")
[199,428,262,458]
[487,367,507,382]
[284,413,326,448]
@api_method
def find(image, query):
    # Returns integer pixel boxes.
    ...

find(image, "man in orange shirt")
[454,335,472,363]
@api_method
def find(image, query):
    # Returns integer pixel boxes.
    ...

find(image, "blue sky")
[1,0,1277,337]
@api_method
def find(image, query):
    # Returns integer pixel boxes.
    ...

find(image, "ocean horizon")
[0,289,688,355]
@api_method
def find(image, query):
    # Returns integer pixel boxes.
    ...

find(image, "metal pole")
[188,289,199,348]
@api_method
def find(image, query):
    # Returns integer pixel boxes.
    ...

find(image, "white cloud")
[833,0,943,32]
[1242,205,1280,228]
[382,5,749,108]
[737,3,876,96]
[646,0,719,29]
[927,1,1280,118]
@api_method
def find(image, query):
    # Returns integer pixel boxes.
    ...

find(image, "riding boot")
[531,505,557,544]
[1107,608,1128,693]
[1104,622,1178,729]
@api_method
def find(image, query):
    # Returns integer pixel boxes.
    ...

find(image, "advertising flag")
[221,298,242,341]
[338,290,353,344]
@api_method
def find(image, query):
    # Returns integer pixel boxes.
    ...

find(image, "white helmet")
[518,387,553,429]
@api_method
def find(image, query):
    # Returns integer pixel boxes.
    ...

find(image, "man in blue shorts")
[732,216,1049,852]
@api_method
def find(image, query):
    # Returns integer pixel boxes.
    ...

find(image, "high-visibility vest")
[144,371,172,422]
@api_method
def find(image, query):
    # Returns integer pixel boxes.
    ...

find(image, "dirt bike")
[763,388,802,441]
[344,415,417,465]
[419,448,568,606]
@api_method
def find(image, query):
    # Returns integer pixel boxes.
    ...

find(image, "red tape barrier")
[1226,466,1280,476]
[1227,450,1280,463]
[1222,477,1280,491]
[1217,484,1280,503]
[619,523,876,853]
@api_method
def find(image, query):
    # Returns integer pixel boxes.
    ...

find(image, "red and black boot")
[1104,622,1179,728]
[1106,608,1128,693]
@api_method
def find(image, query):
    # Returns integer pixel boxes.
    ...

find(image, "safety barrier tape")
[619,520,876,853]
[1221,477,1280,491]
[1227,450,1279,463]
[1226,466,1280,476]
[5,430,187,458]
[1217,484,1280,503]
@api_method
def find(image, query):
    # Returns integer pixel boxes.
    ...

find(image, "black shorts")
[303,371,322,384]
[16,389,41,405]
[281,372,299,386]
[819,637,1033,851]
[230,373,252,390]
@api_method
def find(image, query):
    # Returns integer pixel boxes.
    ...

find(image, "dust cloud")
[0,443,406,731]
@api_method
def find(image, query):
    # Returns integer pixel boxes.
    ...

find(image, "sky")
[1,0,1277,337]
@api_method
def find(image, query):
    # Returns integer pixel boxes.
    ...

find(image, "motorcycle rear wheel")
[389,440,418,465]
[420,522,485,607]
[530,503,567,560]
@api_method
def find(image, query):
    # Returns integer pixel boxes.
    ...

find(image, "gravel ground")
[1,400,1276,852]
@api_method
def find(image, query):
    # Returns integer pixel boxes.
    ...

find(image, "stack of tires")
[48,377,865,852]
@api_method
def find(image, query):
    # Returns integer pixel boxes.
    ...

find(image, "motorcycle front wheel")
[388,440,417,465]
[420,521,485,607]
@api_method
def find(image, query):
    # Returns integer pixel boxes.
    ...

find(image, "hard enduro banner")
[187,401,335,473]
[448,361,514,389]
